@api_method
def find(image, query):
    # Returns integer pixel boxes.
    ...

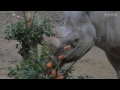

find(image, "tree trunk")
[30,42,38,59]
[22,42,38,60]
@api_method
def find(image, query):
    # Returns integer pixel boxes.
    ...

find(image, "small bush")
[8,43,72,79]
[4,11,54,60]
[8,43,93,79]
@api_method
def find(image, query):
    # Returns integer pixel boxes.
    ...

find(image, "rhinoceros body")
[43,11,120,78]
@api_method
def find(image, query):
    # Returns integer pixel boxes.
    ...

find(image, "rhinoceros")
[43,11,120,79]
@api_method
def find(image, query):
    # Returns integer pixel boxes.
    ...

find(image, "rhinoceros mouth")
[58,38,96,64]
[54,40,80,56]
[52,41,82,64]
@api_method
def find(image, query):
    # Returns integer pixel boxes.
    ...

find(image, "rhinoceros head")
[43,11,97,64]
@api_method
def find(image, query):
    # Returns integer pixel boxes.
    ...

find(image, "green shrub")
[4,11,54,60]
[8,43,93,79]
[8,43,71,79]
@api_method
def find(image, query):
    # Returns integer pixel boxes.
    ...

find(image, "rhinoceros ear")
[55,26,70,38]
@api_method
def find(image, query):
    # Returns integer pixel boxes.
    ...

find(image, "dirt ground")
[0,11,118,79]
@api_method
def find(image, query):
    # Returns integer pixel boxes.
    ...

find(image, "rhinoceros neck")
[89,11,120,50]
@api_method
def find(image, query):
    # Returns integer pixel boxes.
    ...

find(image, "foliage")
[4,12,54,60]
[8,43,93,79]
[7,44,67,79]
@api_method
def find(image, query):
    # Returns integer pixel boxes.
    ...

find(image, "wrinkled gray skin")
[43,11,120,78]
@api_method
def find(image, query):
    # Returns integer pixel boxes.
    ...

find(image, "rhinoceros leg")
[106,53,120,79]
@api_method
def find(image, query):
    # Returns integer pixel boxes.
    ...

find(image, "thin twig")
[30,11,37,30]
[22,11,28,28]
[55,61,62,71]
[17,11,24,17]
